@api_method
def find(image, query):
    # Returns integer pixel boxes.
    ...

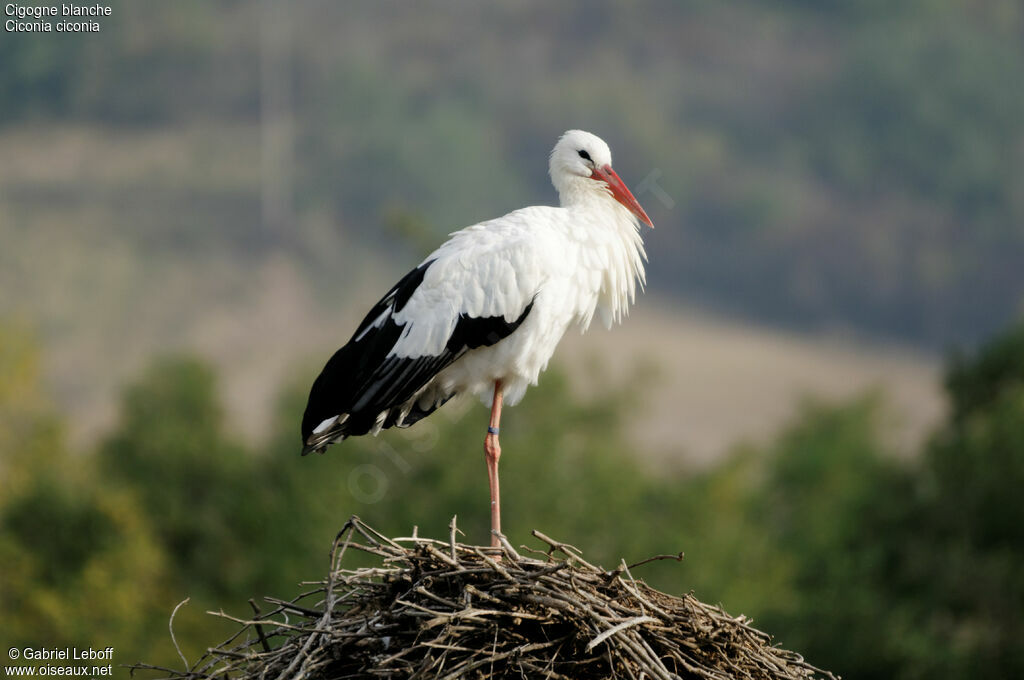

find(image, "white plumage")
[301,129,652,542]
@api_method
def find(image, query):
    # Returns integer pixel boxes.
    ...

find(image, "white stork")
[302,130,653,546]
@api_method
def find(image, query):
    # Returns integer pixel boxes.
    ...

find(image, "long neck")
[565,189,648,330]
[555,177,597,210]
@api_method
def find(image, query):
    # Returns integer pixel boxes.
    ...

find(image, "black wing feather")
[301,260,534,453]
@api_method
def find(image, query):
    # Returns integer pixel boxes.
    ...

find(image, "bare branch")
[168,597,190,671]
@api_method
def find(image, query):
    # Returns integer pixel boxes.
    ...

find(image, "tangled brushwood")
[134,517,836,680]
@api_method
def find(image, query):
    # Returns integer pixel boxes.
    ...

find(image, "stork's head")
[549,130,653,228]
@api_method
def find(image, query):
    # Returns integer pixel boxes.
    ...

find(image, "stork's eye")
[577,149,592,162]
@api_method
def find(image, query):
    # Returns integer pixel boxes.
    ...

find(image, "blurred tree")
[945,319,1024,425]
[252,371,371,582]
[97,356,265,601]
[902,320,1024,677]
[0,323,169,664]
[753,396,910,678]
[0,323,56,490]
[93,354,338,666]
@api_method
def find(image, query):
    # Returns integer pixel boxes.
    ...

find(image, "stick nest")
[135,516,836,680]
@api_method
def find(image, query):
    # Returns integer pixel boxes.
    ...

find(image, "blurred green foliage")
[3,317,1024,677]
[0,323,168,662]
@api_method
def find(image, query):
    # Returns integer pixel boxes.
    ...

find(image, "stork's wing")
[301,219,541,453]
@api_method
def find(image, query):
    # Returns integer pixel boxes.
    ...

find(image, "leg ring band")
[487,426,500,435]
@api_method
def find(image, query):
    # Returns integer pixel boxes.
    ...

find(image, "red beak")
[591,164,654,228]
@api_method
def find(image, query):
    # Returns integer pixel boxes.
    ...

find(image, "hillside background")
[2,1,1023,678]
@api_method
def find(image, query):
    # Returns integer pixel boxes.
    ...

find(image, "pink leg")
[484,380,504,548]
